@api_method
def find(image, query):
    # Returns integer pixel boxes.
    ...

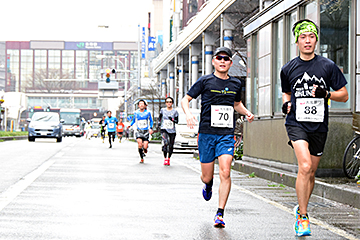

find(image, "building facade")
[243,0,359,176]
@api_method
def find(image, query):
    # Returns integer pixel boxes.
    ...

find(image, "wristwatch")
[326,91,331,99]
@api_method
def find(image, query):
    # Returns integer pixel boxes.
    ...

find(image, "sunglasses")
[214,55,232,61]
[166,101,173,103]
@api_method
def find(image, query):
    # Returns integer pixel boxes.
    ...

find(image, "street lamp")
[118,56,129,119]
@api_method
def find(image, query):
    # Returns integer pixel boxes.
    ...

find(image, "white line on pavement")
[179,160,359,240]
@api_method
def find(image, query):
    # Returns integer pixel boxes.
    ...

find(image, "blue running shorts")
[198,133,235,163]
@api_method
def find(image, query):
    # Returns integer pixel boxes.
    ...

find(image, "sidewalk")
[233,156,360,209]
[191,151,360,238]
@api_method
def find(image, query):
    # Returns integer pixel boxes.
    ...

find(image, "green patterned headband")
[294,21,318,43]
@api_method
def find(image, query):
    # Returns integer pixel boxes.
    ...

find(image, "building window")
[304,1,318,24]
[258,24,272,116]
[274,18,284,113]
[34,50,47,89]
[288,11,298,61]
[43,97,57,108]
[75,50,88,79]
[89,51,103,80]
[251,33,259,115]
[20,49,33,91]
[7,49,20,92]
[320,0,351,110]
[246,38,252,111]
[74,97,88,108]
[48,50,60,80]
[62,50,74,79]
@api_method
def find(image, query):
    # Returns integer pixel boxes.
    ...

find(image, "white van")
[174,108,201,150]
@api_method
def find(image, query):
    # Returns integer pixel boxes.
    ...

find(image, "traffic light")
[105,69,116,83]
[106,69,111,83]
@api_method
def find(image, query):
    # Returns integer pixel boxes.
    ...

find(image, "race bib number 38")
[211,105,234,128]
[296,98,324,122]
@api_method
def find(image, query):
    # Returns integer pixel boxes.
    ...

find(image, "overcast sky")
[1,0,153,42]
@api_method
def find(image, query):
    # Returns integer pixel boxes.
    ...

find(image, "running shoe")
[167,158,170,166]
[214,213,225,228]
[164,158,169,166]
[202,184,212,201]
[140,159,144,163]
[294,214,311,236]
[109,144,112,148]
[293,204,300,220]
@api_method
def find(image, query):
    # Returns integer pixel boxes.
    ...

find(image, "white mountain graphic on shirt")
[293,72,327,89]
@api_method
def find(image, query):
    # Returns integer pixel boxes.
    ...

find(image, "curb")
[232,159,360,209]
[0,135,27,141]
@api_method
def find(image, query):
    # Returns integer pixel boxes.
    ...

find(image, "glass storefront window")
[288,11,298,61]
[304,1,318,24]
[252,33,259,115]
[246,38,252,111]
[320,0,351,109]
[274,18,284,113]
[74,97,88,108]
[43,97,57,108]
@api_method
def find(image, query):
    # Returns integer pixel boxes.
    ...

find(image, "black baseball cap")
[214,47,232,57]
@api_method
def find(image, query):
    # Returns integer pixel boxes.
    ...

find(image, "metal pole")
[220,14,224,47]
[137,24,141,98]
[124,56,128,119]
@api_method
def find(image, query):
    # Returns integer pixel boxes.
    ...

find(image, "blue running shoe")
[294,214,311,236]
[293,204,300,220]
[202,184,212,201]
[214,213,225,228]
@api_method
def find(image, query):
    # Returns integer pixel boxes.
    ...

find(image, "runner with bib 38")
[181,47,254,228]
[281,19,349,237]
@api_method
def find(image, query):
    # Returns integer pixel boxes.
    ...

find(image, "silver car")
[27,112,64,142]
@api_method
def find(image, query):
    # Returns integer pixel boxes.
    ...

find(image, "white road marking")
[179,160,360,240]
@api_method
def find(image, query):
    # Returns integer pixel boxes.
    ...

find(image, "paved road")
[0,137,357,239]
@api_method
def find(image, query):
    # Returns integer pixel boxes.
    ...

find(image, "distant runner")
[158,97,178,166]
[117,118,125,143]
[105,110,118,148]
[128,100,153,163]
[99,115,106,143]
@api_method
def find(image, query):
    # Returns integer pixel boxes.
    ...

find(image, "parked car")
[174,108,201,150]
[27,112,64,142]
[88,124,101,138]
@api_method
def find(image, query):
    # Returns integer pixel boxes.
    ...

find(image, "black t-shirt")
[281,55,347,132]
[187,73,242,135]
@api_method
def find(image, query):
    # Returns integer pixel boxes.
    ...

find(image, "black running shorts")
[136,129,150,142]
[285,125,327,156]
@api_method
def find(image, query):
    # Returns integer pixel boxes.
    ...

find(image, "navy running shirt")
[187,73,242,135]
[281,55,347,132]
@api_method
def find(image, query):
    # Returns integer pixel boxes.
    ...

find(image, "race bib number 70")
[296,98,324,122]
[211,105,234,128]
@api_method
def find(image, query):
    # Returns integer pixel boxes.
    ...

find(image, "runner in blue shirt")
[181,47,254,228]
[128,99,154,163]
[105,110,118,148]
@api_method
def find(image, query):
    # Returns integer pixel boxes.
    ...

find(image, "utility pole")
[137,24,141,98]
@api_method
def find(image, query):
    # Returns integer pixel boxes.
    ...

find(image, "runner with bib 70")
[181,47,254,228]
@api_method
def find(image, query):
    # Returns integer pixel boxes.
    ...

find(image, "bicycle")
[343,131,360,179]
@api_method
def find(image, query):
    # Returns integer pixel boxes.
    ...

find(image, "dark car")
[27,112,64,142]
